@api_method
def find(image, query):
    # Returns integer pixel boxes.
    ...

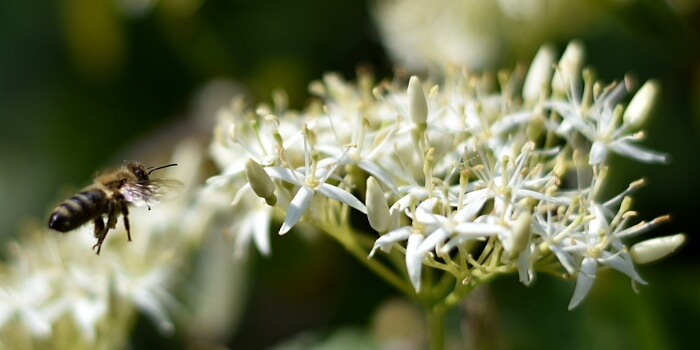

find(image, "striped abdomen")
[48,189,110,232]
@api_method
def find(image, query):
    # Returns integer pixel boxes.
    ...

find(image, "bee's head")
[126,162,150,182]
[125,162,178,182]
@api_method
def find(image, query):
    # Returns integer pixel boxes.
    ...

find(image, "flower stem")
[427,305,445,350]
[318,221,416,298]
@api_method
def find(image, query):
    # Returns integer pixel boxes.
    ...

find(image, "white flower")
[532,210,581,276]
[208,103,304,186]
[370,197,504,292]
[563,203,646,310]
[266,140,367,234]
[230,186,274,258]
[0,274,53,337]
[547,76,668,164]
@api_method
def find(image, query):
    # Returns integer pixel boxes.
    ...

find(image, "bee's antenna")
[147,163,178,175]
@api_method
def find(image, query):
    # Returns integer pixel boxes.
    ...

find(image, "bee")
[48,161,183,254]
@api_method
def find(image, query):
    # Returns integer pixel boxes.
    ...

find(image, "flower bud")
[408,76,428,125]
[366,176,390,232]
[523,44,556,104]
[552,41,585,96]
[244,158,277,206]
[630,233,685,264]
[507,210,531,258]
[624,80,659,129]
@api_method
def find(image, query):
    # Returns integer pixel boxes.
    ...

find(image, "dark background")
[1,0,699,348]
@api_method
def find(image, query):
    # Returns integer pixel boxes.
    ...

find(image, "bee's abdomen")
[48,189,109,232]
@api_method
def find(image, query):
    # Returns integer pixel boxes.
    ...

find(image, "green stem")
[318,221,416,298]
[436,288,467,316]
[427,305,445,350]
[433,270,458,300]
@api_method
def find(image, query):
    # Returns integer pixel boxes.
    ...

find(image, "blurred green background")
[1,0,699,349]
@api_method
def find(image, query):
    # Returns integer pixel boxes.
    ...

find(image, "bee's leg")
[106,204,118,230]
[120,201,132,241]
[95,202,117,254]
[92,217,107,255]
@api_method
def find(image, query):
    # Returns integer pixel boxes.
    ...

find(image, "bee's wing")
[120,179,185,207]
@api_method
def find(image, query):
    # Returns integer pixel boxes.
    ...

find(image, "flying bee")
[48,161,183,254]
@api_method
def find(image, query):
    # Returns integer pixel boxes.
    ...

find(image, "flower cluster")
[209,42,684,310]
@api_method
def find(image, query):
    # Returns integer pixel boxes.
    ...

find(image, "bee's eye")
[133,167,149,181]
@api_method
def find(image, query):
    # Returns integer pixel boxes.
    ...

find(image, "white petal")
[206,173,234,186]
[132,288,174,334]
[369,226,412,257]
[73,298,106,340]
[453,196,487,222]
[453,222,504,236]
[609,141,669,164]
[234,215,254,258]
[265,167,303,185]
[414,198,443,225]
[568,257,597,310]
[516,245,534,286]
[490,111,533,135]
[417,197,439,212]
[21,308,52,337]
[588,204,609,237]
[551,245,578,274]
[439,223,502,253]
[252,207,272,256]
[462,188,489,205]
[588,141,607,165]
[599,251,646,284]
[359,160,399,194]
[416,228,450,255]
[392,191,429,215]
[406,234,425,292]
[546,101,592,138]
[513,189,571,205]
[279,186,314,235]
[0,298,14,330]
[318,184,367,214]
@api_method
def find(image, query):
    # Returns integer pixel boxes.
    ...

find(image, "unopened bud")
[507,210,531,258]
[552,41,585,96]
[366,177,390,232]
[245,159,277,206]
[408,76,428,125]
[523,44,556,104]
[630,233,685,264]
[624,80,659,129]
